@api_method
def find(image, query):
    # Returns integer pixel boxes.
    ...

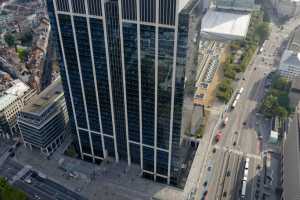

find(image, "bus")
[243,169,248,181]
[241,180,247,199]
[245,157,250,169]
[239,87,244,94]
[232,100,237,109]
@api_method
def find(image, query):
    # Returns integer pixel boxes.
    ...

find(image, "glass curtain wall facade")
[47,0,190,184]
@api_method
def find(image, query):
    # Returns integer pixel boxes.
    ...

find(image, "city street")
[195,13,300,200]
[0,155,87,200]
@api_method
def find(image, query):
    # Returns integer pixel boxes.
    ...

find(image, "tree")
[278,93,289,109]
[64,144,77,158]
[275,106,288,118]
[4,33,16,48]
[0,177,28,200]
[20,31,33,45]
[255,22,270,43]
[260,95,278,117]
[219,79,232,91]
[217,79,233,103]
[17,48,27,62]
[272,76,290,91]
[224,65,236,80]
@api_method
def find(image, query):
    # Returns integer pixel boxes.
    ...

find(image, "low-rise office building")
[0,79,36,139]
[18,78,68,156]
[289,76,300,108]
[200,9,251,41]
[279,50,300,80]
[279,27,300,80]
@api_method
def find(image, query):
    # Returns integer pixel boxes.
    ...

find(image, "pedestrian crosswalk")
[214,145,262,160]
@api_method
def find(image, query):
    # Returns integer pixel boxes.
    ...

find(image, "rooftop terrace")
[23,78,63,115]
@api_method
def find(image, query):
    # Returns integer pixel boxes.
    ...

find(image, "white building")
[279,26,300,80]
[279,50,300,80]
[0,80,36,140]
[200,9,251,41]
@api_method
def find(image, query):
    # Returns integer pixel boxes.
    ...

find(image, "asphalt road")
[196,43,267,200]
[0,157,87,200]
[17,170,88,200]
[0,158,23,179]
[196,13,300,200]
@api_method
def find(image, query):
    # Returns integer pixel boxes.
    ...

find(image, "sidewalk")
[182,111,221,199]
[15,142,186,200]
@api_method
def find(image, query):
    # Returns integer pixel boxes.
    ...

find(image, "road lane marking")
[214,146,261,160]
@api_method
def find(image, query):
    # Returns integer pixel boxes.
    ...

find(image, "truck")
[215,131,222,143]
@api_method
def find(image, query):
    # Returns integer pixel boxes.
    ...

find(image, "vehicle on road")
[222,116,229,127]
[240,180,247,199]
[215,131,222,143]
[231,100,237,109]
[34,194,41,200]
[226,171,231,177]
[239,87,244,94]
[207,165,212,172]
[212,148,216,153]
[245,157,250,169]
[8,147,13,153]
[25,178,32,184]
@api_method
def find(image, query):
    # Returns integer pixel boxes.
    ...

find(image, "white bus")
[236,94,241,101]
[239,87,244,94]
[245,157,250,169]
[241,180,247,199]
[232,100,237,109]
[243,169,249,181]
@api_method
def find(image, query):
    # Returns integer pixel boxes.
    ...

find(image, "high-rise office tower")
[47,0,195,184]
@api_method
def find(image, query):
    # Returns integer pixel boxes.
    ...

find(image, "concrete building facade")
[18,78,68,156]
[0,80,36,139]
[279,26,300,80]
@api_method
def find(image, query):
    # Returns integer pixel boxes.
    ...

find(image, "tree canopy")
[260,75,291,118]
[254,22,270,44]
[0,177,28,200]
[217,79,233,103]
[4,33,16,48]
